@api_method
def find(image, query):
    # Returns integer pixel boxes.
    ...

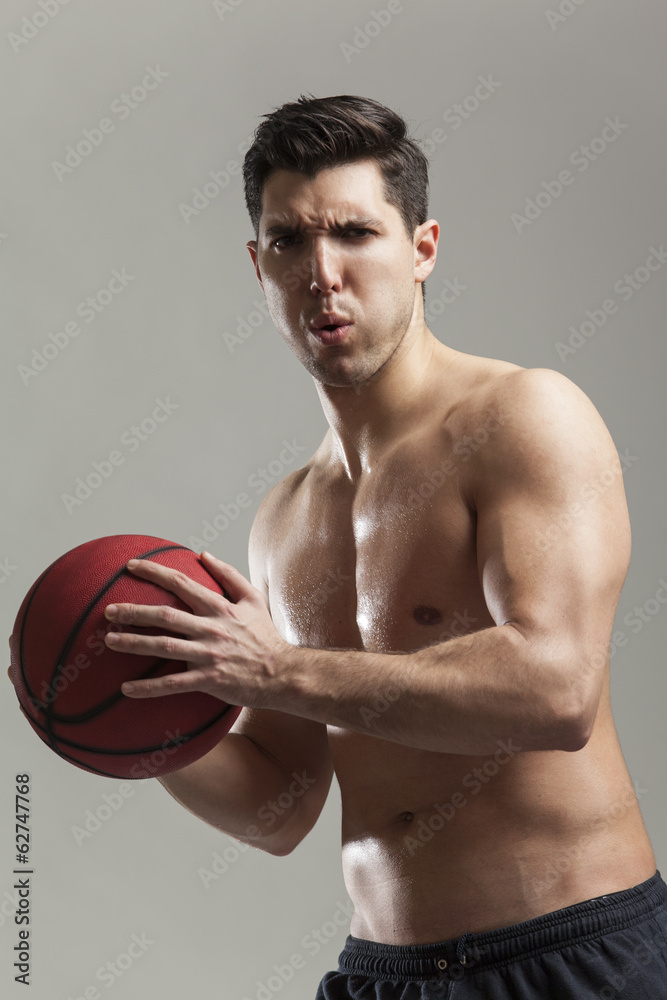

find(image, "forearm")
[281,624,582,755]
[157,732,307,855]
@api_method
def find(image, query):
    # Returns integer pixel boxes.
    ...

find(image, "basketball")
[9,535,243,779]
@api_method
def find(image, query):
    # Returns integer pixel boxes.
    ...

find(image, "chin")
[303,353,369,386]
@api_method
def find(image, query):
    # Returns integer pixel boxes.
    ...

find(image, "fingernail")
[105,605,118,618]
[127,559,139,568]
[106,633,119,645]
[122,682,135,693]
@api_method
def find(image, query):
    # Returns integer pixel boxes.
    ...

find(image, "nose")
[308,237,343,295]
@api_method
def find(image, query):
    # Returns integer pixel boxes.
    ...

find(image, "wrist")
[271,639,311,714]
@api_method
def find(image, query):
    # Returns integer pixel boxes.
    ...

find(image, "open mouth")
[310,323,352,345]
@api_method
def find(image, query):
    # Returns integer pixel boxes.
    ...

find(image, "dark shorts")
[315,870,667,999]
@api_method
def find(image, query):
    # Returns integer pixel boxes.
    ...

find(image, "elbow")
[266,841,299,858]
[231,831,300,858]
[512,630,597,751]
[559,714,593,752]
[551,685,597,752]
[262,827,302,857]
[246,816,307,858]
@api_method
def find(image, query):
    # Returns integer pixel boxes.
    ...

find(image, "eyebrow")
[263,218,384,237]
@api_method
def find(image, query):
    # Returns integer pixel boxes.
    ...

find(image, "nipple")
[413,605,443,626]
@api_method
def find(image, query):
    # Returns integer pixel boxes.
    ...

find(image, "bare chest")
[267,437,494,654]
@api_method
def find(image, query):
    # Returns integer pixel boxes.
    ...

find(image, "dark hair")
[242,94,430,301]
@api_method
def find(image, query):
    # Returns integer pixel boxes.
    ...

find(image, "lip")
[309,323,353,345]
[308,313,354,344]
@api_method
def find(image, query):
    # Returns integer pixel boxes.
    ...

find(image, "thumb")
[199,551,256,604]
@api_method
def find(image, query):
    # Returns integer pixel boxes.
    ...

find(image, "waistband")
[337,870,666,979]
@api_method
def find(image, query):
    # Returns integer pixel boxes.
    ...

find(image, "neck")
[314,319,458,480]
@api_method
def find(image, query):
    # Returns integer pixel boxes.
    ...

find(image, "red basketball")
[9,535,243,779]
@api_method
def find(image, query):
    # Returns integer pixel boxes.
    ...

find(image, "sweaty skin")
[249,343,656,944]
[27,157,653,947]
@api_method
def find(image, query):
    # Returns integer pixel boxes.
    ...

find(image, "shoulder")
[461,363,623,502]
[485,365,614,452]
[451,356,600,429]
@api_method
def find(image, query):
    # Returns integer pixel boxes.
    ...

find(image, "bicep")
[473,370,631,679]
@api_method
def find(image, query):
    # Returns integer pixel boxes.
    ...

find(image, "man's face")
[246,160,431,389]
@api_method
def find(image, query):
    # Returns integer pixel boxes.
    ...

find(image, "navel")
[412,605,443,626]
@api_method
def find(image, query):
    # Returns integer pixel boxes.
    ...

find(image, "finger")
[200,551,255,603]
[104,601,201,637]
[7,665,14,685]
[104,628,203,662]
[120,667,210,698]
[125,557,218,615]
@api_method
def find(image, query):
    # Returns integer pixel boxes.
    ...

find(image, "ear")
[413,219,439,286]
[246,239,264,290]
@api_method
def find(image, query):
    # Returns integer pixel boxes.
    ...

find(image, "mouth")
[308,315,354,345]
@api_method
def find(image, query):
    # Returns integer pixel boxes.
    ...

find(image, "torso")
[265,347,655,944]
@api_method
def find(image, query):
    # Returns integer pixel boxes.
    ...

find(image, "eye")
[271,234,300,249]
[270,228,374,249]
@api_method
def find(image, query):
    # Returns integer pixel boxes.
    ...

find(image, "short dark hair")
[242,94,430,301]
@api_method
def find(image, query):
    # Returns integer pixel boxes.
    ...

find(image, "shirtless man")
[78,96,666,995]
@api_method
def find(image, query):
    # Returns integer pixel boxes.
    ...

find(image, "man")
[94,96,665,995]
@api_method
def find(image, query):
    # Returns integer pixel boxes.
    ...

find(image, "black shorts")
[315,870,667,998]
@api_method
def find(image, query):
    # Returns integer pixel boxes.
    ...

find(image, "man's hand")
[103,551,291,707]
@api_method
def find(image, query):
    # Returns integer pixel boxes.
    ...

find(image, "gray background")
[1,0,666,997]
